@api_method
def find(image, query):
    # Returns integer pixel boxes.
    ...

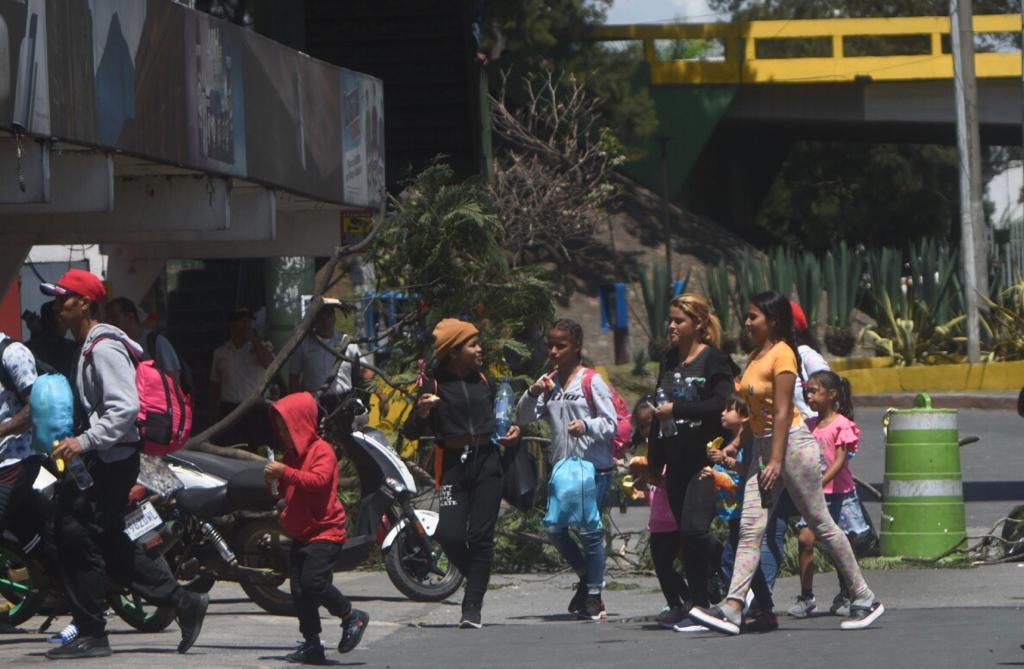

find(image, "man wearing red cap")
[40,269,207,659]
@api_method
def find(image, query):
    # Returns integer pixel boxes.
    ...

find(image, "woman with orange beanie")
[402,319,520,629]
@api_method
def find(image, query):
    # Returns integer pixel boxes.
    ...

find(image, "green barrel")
[880,393,965,558]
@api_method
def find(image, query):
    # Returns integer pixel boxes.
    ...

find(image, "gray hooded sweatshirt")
[516,368,617,470]
[75,323,144,463]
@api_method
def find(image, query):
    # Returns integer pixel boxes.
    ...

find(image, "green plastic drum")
[880,393,966,558]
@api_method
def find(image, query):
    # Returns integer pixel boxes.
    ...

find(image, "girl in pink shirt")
[789,370,865,619]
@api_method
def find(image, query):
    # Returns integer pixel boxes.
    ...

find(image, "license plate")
[124,501,162,541]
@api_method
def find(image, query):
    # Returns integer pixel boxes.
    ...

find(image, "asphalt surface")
[1,566,1022,668]
[1,406,1020,668]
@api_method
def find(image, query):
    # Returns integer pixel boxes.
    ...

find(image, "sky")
[604,0,729,24]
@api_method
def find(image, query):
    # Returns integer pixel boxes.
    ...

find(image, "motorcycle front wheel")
[0,541,41,627]
[108,587,178,632]
[233,518,296,617]
[384,525,463,602]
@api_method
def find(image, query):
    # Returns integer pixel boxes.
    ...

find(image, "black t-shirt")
[649,346,737,481]
[402,369,496,444]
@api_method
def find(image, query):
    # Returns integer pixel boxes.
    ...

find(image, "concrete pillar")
[0,243,30,296]
[264,256,314,353]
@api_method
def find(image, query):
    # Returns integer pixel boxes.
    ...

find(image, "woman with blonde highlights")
[647,293,740,628]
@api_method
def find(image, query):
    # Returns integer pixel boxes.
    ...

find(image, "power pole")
[657,136,673,278]
[950,0,984,363]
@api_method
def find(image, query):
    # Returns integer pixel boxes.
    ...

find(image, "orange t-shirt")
[740,341,803,436]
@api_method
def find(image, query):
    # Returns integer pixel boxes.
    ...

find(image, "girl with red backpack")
[517,319,618,621]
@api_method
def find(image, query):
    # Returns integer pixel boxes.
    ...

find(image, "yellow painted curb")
[829,356,894,372]
[844,360,1024,395]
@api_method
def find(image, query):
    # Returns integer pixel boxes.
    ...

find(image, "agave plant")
[768,246,798,299]
[638,260,671,359]
[861,241,964,365]
[982,279,1024,361]
[705,261,735,337]
[821,242,863,356]
[794,251,822,327]
[731,249,767,329]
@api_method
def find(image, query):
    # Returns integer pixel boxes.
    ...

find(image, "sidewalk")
[856,391,1018,410]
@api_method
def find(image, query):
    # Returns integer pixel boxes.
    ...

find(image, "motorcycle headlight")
[385,476,406,494]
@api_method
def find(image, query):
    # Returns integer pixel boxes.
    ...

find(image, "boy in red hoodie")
[264,392,369,664]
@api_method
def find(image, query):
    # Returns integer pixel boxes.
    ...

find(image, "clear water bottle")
[682,377,704,429]
[493,378,515,439]
[53,441,93,490]
[655,387,677,437]
[265,447,279,497]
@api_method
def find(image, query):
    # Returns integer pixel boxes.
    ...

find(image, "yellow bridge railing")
[593,14,1023,85]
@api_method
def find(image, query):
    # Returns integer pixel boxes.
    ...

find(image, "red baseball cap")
[790,300,808,334]
[40,269,108,304]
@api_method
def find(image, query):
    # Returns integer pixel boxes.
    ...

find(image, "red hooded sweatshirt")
[270,393,347,544]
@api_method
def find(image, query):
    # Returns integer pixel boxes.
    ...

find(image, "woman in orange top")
[689,291,884,635]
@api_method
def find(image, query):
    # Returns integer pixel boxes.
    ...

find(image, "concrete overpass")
[594,14,1024,235]
[0,0,384,303]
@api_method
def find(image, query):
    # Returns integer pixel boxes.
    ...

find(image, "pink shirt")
[811,414,860,495]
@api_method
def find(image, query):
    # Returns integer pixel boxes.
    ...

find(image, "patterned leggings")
[726,425,871,604]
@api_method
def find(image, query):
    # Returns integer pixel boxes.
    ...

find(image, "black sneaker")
[745,609,779,633]
[338,609,370,652]
[840,601,885,630]
[567,580,586,614]
[459,607,482,629]
[176,591,209,653]
[45,635,112,660]
[688,604,742,635]
[285,640,326,664]
[578,594,607,621]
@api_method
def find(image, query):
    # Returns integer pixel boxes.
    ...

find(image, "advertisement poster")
[185,9,246,176]
[341,70,366,205]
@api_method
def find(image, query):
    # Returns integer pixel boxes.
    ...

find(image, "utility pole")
[657,136,673,278]
[951,0,984,363]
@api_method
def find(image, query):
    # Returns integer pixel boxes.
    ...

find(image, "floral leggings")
[726,425,871,604]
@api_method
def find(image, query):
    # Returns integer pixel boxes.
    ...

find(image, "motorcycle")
[156,394,462,616]
[0,458,180,633]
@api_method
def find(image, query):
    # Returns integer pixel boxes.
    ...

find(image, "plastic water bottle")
[265,447,279,497]
[655,387,677,437]
[682,376,704,429]
[493,378,515,439]
[53,442,93,490]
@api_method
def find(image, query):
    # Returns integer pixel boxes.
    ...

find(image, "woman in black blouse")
[648,294,737,627]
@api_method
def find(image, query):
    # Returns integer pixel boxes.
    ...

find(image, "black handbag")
[501,444,539,512]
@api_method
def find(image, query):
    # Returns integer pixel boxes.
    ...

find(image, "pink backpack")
[85,335,193,456]
[579,369,633,460]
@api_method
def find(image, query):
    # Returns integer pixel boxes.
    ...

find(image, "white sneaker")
[787,594,817,618]
[840,601,885,630]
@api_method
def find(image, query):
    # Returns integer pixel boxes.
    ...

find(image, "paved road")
[2,566,1021,668]
[3,406,1019,667]
[609,407,1024,538]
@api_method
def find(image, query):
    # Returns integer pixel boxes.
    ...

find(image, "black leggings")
[651,531,688,609]
[665,468,719,608]
[291,540,351,641]
[57,451,186,637]
[433,444,503,611]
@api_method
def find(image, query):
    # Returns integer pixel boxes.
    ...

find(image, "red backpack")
[84,335,193,456]
[579,369,632,460]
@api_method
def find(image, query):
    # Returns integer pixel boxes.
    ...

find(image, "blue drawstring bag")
[31,373,75,454]
[543,455,601,531]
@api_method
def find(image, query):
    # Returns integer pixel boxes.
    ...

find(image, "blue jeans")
[547,470,612,589]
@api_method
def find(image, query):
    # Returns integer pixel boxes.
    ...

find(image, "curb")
[855,393,1018,411]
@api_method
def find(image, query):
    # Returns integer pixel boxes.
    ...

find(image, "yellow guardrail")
[593,14,1023,84]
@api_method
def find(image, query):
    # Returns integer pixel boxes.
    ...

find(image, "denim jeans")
[547,470,612,590]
